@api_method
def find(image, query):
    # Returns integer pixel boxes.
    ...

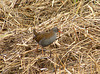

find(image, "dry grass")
[0,0,100,74]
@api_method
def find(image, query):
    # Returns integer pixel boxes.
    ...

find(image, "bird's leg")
[36,45,45,55]
[42,47,44,55]
[50,50,51,57]
[36,44,39,51]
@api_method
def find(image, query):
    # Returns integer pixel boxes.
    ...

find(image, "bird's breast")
[39,34,57,47]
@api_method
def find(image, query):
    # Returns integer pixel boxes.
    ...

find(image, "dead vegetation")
[0,0,100,74]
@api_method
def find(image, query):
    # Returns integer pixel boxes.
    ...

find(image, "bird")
[33,27,62,55]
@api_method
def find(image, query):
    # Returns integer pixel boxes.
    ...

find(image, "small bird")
[33,27,62,55]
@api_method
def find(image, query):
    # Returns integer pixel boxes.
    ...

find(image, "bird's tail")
[33,29,38,36]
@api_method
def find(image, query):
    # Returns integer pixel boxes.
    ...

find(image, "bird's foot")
[37,49,46,52]
[35,48,46,55]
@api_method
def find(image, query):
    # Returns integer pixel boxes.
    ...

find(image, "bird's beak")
[58,30,62,33]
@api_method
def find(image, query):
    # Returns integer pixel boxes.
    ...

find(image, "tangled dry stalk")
[0,0,100,74]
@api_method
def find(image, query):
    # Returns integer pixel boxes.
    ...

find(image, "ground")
[0,0,100,74]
